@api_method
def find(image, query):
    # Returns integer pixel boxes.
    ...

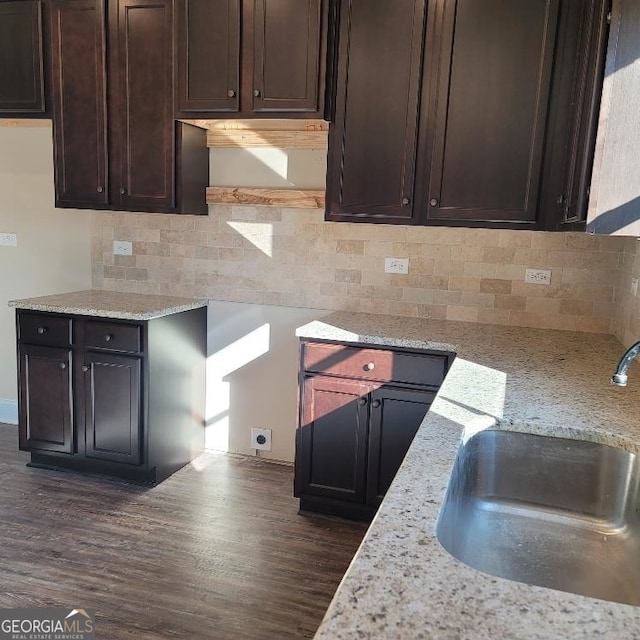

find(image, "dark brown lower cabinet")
[295,340,451,521]
[16,307,206,484]
[83,352,141,465]
[297,375,370,507]
[18,344,73,454]
[366,386,436,507]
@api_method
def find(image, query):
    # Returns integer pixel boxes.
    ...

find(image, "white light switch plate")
[113,240,133,256]
[0,232,18,247]
[525,268,552,285]
[385,257,409,274]
[632,277,639,297]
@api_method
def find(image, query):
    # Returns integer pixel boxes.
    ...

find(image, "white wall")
[588,0,640,235]
[0,125,92,421]
[185,143,331,462]
[206,301,329,462]
[210,147,327,189]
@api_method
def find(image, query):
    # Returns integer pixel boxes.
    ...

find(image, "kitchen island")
[9,289,207,484]
[297,312,640,639]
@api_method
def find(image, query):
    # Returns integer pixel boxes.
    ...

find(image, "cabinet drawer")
[18,313,72,347]
[302,342,447,387]
[85,321,141,353]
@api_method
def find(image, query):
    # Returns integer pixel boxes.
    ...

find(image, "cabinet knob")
[97,186,104,193]
[120,188,126,195]
[363,362,375,372]
[59,362,66,369]
[430,198,439,207]
[253,89,261,98]
[104,334,113,342]
[227,89,236,98]
[401,197,410,206]
[37,327,47,335]
[372,399,381,408]
[357,397,367,406]
[82,365,89,373]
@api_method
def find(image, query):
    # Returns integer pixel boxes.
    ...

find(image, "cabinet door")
[50,0,109,208]
[83,352,142,465]
[18,344,73,454]
[325,0,426,221]
[251,0,324,114]
[366,387,435,506]
[112,0,175,211]
[295,375,370,503]
[0,0,45,115]
[175,0,240,114]
[420,0,560,224]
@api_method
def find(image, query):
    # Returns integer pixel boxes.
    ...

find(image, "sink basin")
[436,429,640,606]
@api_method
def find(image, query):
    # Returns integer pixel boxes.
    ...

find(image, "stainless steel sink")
[436,429,640,606]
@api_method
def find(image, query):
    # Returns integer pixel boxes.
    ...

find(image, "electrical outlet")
[524,268,552,285]
[251,427,272,451]
[632,277,639,297]
[0,232,18,247]
[113,240,133,256]
[384,257,409,274]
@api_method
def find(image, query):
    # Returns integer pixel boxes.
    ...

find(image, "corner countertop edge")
[306,311,640,639]
[8,289,208,321]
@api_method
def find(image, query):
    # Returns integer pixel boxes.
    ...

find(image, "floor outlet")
[251,428,272,451]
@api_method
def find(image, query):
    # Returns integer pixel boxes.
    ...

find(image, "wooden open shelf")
[207,128,328,149]
[0,119,51,128]
[206,187,325,209]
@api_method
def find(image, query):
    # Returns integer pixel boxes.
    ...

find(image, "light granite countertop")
[8,289,207,320]
[297,312,640,639]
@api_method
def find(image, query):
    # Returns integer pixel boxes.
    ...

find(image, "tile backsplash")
[92,206,633,337]
[613,237,640,346]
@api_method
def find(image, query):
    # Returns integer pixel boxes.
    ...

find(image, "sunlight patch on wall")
[245,147,290,182]
[227,221,274,257]
[205,323,271,452]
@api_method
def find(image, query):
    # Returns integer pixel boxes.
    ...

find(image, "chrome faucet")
[612,340,640,386]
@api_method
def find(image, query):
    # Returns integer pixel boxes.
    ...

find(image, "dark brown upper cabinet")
[0,0,47,117]
[50,0,108,208]
[419,0,560,225]
[325,0,427,223]
[176,0,241,114]
[110,0,176,212]
[49,0,208,214]
[175,0,329,118]
[326,0,610,230]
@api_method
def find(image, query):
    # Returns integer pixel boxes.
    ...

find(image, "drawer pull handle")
[37,327,47,335]
[363,362,375,372]
[372,399,381,408]
[357,397,367,406]
[82,365,89,373]
[104,334,113,342]
[59,362,66,369]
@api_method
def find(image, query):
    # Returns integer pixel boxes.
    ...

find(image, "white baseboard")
[0,399,18,425]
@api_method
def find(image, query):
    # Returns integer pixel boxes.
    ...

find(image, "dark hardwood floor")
[0,425,367,639]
